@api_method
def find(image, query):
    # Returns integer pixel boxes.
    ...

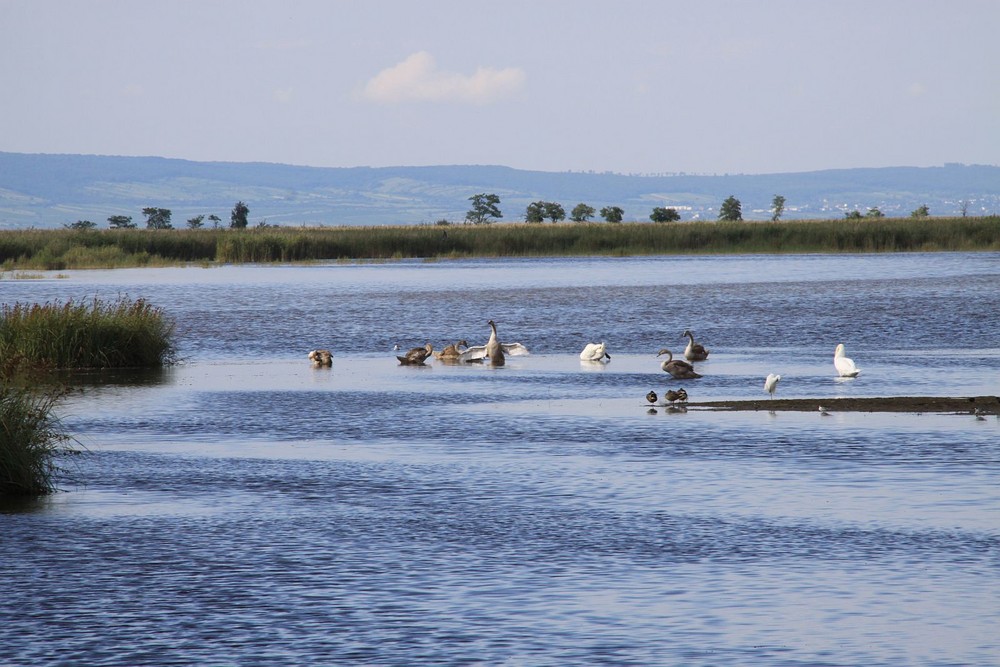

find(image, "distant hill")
[1,152,998,229]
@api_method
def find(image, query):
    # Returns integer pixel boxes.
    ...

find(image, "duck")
[665,388,688,404]
[656,348,702,379]
[307,349,333,367]
[580,342,611,362]
[434,339,468,361]
[682,330,709,361]
[646,390,658,405]
[834,343,860,377]
[459,320,530,364]
[397,343,433,366]
[764,373,781,399]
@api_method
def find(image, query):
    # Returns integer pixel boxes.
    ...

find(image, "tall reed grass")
[0,382,66,495]
[0,296,176,370]
[0,295,175,495]
[1,216,997,269]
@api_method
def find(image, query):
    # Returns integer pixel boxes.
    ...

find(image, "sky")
[2,0,998,176]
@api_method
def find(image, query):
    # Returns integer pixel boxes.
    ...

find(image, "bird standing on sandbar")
[665,388,688,404]
[764,373,781,399]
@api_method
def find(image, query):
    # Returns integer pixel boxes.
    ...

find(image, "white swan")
[580,342,611,362]
[657,348,702,379]
[764,373,781,398]
[459,320,529,364]
[308,349,332,367]
[682,330,709,361]
[834,343,860,377]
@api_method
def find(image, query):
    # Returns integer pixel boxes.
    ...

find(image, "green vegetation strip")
[0,384,66,496]
[1,296,177,496]
[1,297,176,371]
[2,216,998,270]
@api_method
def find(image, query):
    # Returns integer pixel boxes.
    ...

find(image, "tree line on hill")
[62,193,937,231]
[65,201,254,230]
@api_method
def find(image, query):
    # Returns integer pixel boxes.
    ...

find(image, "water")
[2,253,999,666]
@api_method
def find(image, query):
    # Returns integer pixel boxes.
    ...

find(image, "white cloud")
[361,51,525,105]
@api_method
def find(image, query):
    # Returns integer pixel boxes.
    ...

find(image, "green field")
[2,216,998,271]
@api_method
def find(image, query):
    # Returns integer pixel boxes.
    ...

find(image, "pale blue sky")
[2,0,998,175]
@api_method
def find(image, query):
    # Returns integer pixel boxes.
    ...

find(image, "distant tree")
[650,207,681,223]
[959,200,970,217]
[466,193,502,224]
[570,203,595,222]
[845,210,863,219]
[771,195,786,222]
[911,204,930,218]
[866,207,884,218]
[544,202,566,223]
[107,215,135,229]
[525,201,546,223]
[65,219,96,230]
[187,214,205,229]
[142,207,173,229]
[600,206,624,223]
[718,196,742,221]
[231,201,250,229]
[208,214,222,229]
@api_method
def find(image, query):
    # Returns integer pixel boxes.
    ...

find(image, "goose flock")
[309,326,864,407]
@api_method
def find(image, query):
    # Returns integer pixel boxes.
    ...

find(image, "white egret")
[764,373,781,398]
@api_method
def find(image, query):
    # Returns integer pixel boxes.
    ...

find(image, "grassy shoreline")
[2,216,998,270]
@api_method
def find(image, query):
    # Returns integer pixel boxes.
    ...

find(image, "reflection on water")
[2,253,999,666]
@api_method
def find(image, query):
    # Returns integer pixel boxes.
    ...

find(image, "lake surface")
[2,252,999,666]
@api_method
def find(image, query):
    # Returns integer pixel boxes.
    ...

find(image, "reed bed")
[0,382,66,495]
[0,296,176,370]
[1,216,997,269]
